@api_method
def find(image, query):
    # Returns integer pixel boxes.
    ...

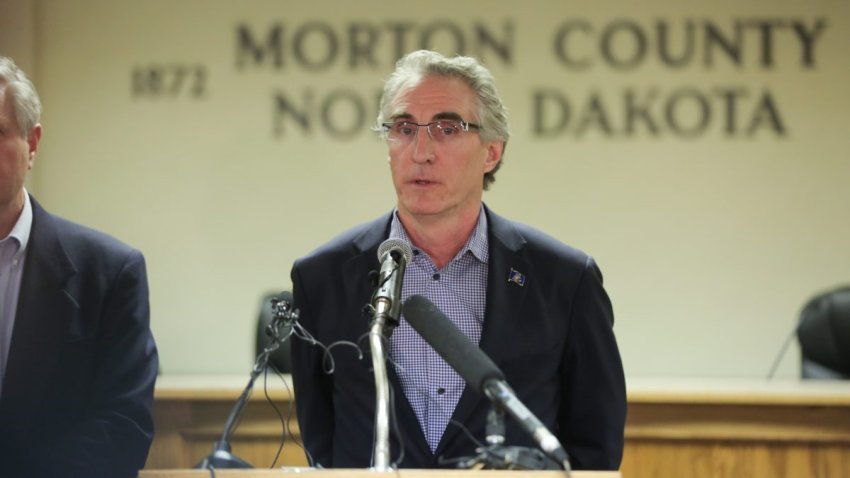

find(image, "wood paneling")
[621,378,850,478]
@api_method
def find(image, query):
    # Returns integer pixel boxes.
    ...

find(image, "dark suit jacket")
[0,196,158,478]
[290,206,626,470]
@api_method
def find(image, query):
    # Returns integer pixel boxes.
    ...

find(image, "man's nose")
[411,126,435,163]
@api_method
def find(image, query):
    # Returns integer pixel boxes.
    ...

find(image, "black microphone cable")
[766,320,799,380]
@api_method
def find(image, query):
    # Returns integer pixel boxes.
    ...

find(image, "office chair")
[255,292,293,373]
[797,286,850,379]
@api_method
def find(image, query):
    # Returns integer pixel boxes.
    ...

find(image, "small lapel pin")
[508,268,526,286]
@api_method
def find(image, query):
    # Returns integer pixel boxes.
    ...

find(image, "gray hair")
[0,57,42,139]
[377,50,509,190]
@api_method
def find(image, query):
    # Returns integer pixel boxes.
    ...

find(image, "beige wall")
[0,0,37,190]
[0,0,35,71]
[2,0,848,379]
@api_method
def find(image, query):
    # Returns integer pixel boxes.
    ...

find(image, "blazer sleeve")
[39,249,159,477]
[558,256,627,470]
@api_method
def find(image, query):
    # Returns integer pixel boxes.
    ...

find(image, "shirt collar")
[389,206,489,265]
[0,189,33,260]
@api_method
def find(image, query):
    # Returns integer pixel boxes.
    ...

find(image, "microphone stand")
[368,319,393,471]
[367,251,407,471]
[196,294,299,470]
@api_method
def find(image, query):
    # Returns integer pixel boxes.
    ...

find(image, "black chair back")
[798,286,850,379]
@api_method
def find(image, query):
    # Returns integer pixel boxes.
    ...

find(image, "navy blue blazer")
[0,196,158,478]
[290,206,626,470]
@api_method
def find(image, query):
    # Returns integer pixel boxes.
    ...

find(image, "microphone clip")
[267,294,299,338]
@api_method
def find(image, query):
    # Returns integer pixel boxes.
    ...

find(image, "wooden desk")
[623,378,850,478]
[140,470,617,478]
[148,376,850,478]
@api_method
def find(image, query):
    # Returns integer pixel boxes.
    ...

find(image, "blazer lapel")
[479,208,531,366]
[0,198,77,427]
[434,206,531,458]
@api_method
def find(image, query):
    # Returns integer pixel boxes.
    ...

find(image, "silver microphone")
[372,238,413,327]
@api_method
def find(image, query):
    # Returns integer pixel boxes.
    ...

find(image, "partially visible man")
[0,56,158,478]
[291,50,626,469]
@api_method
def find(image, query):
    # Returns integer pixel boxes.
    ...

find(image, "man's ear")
[483,140,504,174]
[27,123,42,168]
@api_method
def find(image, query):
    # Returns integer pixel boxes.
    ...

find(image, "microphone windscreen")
[402,294,504,393]
[377,238,413,264]
[273,290,293,303]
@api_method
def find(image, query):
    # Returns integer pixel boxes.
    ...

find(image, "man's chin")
[398,203,449,218]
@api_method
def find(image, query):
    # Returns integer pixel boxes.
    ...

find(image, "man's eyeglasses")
[381,119,480,144]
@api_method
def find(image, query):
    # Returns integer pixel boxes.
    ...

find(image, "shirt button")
[437,387,446,395]
[432,273,440,281]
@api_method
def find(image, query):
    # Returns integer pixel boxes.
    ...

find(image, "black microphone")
[372,239,413,327]
[402,295,571,470]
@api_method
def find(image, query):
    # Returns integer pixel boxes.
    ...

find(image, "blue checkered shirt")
[388,208,489,452]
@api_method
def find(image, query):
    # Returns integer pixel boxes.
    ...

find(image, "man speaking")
[290,50,626,470]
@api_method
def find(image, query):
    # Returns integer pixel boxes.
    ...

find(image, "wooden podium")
[140,470,617,478]
[148,376,604,472]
